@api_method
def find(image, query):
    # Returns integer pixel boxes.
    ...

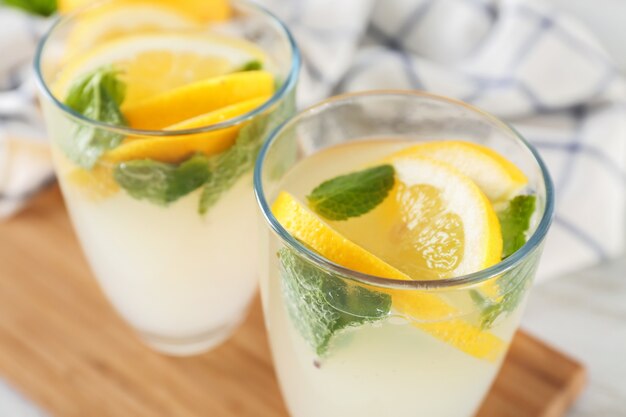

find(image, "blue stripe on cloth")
[367,22,402,50]
[463,0,498,20]
[553,215,610,260]
[544,106,586,195]
[506,10,554,71]
[551,25,615,68]
[533,139,626,185]
[366,24,424,90]
[460,76,517,103]
[298,48,332,85]
[398,51,424,89]
[517,81,549,113]
[395,0,434,39]
[334,49,390,94]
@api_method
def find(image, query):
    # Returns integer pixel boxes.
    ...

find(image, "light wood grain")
[0,186,586,417]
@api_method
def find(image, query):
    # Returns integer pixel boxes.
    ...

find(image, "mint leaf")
[2,0,56,16]
[278,248,391,356]
[497,195,536,258]
[471,194,538,329]
[472,250,539,330]
[198,90,295,214]
[307,165,395,221]
[237,60,263,71]
[62,66,127,168]
[114,154,211,205]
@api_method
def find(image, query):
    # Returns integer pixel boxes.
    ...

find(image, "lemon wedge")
[390,141,528,203]
[104,96,269,163]
[121,70,274,129]
[63,0,231,52]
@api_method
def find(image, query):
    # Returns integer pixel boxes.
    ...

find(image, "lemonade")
[35,0,299,354]
[255,92,553,417]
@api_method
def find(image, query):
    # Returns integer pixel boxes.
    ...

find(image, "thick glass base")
[138,313,247,356]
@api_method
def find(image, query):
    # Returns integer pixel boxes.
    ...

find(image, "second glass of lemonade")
[35,0,299,355]
[255,91,554,417]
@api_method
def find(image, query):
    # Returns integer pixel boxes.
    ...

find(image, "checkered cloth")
[1,0,624,280]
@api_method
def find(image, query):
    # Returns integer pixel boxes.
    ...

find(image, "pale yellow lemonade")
[39,2,296,354]
[261,139,539,416]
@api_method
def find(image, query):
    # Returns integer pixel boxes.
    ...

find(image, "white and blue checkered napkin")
[0,8,53,218]
[261,0,626,280]
[1,0,625,280]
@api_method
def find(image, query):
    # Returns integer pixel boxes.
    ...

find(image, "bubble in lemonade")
[264,139,539,417]
[38,0,297,355]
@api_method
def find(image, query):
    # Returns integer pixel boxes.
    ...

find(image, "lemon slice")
[54,33,268,100]
[64,0,231,52]
[104,96,270,163]
[121,70,274,129]
[272,191,505,362]
[59,0,230,20]
[332,155,502,279]
[390,141,528,203]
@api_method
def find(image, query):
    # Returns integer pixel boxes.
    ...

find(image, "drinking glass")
[35,0,299,355]
[254,91,554,417]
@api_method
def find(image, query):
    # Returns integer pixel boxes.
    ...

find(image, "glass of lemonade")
[34,0,299,355]
[255,91,554,417]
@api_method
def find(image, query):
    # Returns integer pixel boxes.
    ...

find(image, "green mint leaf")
[472,194,538,329]
[62,65,127,169]
[198,89,295,214]
[278,248,391,356]
[237,60,263,71]
[307,165,395,221]
[2,0,56,16]
[473,249,539,330]
[497,195,537,258]
[114,154,211,205]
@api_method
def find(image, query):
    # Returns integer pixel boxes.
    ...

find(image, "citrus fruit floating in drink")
[255,92,553,417]
[36,0,299,355]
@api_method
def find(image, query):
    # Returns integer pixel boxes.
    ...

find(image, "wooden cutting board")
[0,186,586,417]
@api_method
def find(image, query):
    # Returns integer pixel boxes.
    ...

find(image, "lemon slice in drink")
[54,33,269,101]
[329,155,502,280]
[272,156,505,361]
[65,0,231,52]
[104,96,270,163]
[121,70,274,129]
[59,0,231,20]
[390,141,528,203]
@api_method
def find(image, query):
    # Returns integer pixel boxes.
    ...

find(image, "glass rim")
[254,90,555,290]
[33,0,301,137]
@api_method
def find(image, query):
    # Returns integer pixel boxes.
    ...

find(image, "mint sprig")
[472,194,538,329]
[198,90,295,214]
[498,195,536,258]
[307,165,395,221]
[62,66,127,168]
[471,250,539,330]
[114,154,211,205]
[2,0,56,16]
[279,248,391,356]
[237,60,263,72]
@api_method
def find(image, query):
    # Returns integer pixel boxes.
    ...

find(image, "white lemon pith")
[390,141,528,203]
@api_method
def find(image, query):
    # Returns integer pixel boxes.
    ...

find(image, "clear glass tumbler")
[35,0,299,355]
[254,91,554,417]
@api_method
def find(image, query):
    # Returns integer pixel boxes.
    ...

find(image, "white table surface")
[1,254,624,416]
